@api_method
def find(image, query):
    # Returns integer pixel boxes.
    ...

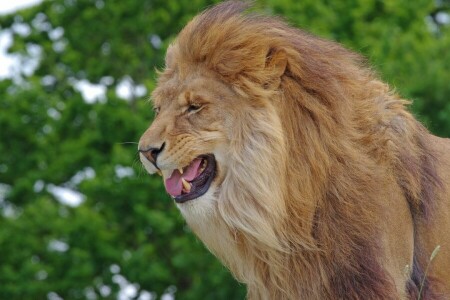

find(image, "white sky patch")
[100,76,114,85]
[99,285,112,297]
[115,165,135,179]
[0,183,21,218]
[47,292,63,300]
[110,264,121,274]
[31,12,51,31]
[120,284,139,300]
[0,183,12,203]
[436,12,450,25]
[69,76,115,104]
[47,184,85,207]
[69,167,96,187]
[48,27,64,40]
[84,287,97,300]
[41,74,56,86]
[45,168,95,206]
[0,2,48,81]
[33,180,45,192]
[0,30,42,81]
[0,30,21,79]
[116,76,147,101]
[47,107,62,120]
[72,79,107,103]
[161,286,176,300]
[48,239,69,252]
[36,270,48,280]
[111,270,156,300]
[138,291,153,300]
[12,22,31,37]
[113,274,137,300]
[0,0,43,15]
[149,34,162,49]
[23,43,42,75]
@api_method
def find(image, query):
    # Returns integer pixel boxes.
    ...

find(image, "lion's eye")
[187,103,202,113]
[153,107,160,115]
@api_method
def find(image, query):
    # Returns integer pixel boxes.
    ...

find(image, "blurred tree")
[0,0,448,299]
[265,0,450,136]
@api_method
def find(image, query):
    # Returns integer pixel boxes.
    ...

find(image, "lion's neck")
[232,83,403,299]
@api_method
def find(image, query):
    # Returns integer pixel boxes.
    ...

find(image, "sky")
[0,0,42,79]
[0,0,42,15]
[0,0,147,99]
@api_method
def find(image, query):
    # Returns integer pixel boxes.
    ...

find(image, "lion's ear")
[264,48,287,89]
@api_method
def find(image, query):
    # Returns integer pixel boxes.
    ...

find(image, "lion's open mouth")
[164,154,216,203]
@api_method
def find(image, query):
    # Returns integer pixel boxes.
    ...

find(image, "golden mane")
[154,2,450,299]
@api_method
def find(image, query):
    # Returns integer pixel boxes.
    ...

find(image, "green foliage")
[0,0,448,299]
[265,0,450,136]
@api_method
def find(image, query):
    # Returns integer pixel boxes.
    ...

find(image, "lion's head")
[139,2,444,299]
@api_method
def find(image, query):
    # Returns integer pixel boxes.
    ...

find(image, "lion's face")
[139,66,244,210]
[139,56,290,282]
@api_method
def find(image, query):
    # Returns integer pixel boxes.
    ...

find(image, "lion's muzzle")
[138,142,165,169]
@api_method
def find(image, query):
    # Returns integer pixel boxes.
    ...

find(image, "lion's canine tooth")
[156,170,162,176]
[181,178,191,192]
[178,168,183,174]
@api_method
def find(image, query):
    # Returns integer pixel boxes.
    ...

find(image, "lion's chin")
[176,186,218,219]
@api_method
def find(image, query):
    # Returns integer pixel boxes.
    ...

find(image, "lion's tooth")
[178,168,183,174]
[156,170,162,176]
[181,178,191,192]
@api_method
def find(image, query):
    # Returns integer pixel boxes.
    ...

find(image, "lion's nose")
[139,142,165,167]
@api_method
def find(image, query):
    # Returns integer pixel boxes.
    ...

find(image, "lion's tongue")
[164,158,202,197]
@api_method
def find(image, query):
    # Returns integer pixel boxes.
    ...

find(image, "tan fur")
[139,2,450,299]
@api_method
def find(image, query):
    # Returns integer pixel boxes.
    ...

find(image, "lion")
[138,2,450,299]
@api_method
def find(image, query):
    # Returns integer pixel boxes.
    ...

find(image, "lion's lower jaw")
[176,187,217,219]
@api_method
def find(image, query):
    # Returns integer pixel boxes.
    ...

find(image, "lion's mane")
[169,2,444,299]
